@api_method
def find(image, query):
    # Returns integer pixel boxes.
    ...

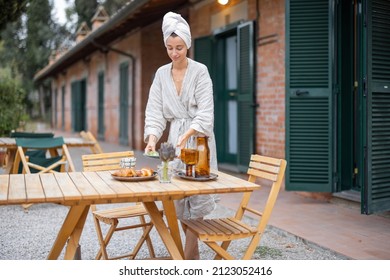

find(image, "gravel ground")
[0,202,349,260]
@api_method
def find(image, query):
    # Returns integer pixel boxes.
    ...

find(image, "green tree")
[0,0,68,120]
[102,0,129,15]
[75,0,98,28]
[25,0,55,87]
[0,0,28,35]
[65,0,129,32]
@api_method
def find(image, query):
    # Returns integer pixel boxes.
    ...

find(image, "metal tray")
[174,171,218,181]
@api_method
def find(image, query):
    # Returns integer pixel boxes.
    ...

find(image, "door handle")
[294,90,309,96]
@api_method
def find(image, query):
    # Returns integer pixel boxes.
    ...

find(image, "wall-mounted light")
[218,0,229,5]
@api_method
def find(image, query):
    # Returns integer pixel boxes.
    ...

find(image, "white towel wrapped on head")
[162,12,191,49]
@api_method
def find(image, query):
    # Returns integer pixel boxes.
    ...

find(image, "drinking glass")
[180,148,198,177]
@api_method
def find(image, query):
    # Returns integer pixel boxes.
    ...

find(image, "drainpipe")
[91,40,136,149]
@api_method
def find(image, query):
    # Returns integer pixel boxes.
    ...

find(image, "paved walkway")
[13,125,390,260]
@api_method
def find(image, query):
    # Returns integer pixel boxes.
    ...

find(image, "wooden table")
[0,137,95,174]
[0,171,260,260]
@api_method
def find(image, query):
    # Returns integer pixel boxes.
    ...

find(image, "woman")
[144,11,218,259]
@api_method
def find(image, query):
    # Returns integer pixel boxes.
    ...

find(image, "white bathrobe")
[144,58,218,220]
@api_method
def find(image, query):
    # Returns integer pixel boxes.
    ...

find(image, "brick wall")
[257,0,285,159]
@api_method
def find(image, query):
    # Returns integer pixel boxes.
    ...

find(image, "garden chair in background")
[12,136,75,210]
[10,131,55,168]
[80,130,104,154]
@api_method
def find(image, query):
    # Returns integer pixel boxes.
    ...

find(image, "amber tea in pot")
[195,136,210,178]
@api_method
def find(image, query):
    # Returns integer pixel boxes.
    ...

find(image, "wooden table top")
[0,171,260,206]
[0,137,95,148]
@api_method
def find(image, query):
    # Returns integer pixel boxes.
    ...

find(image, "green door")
[97,71,105,140]
[237,21,255,172]
[194,22,255,172]
[286,0,334,192]
[70,79,86,132]
[363,0,390,214]
[61,85,65,130]
[215,31,239,165]
[54,88,58,127]
[119,62,129,146]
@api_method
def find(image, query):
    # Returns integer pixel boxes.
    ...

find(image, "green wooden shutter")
[54,88,58,127]
[61,85,65,130]
[97,72,105,140]
[286,0,334,191]
[80,79,87,132]
[119,62,129,146]
[237,21,255,172]
[70,81,78,132]
[195,36,226,160]
[194,36,214,75]
[364,0,390,214]
[71,80,86,132]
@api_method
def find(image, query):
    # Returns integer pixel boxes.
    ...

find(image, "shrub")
[0,67,28,136]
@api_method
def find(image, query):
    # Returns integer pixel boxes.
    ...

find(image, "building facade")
[34,0,390,214]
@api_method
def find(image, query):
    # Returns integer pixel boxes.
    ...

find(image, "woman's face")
[166,35,188,63]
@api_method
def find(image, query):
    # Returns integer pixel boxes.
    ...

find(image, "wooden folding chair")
[82,151,159,260]
[12,137,75,211]
[181,154,287,260]
[80,130,104,154]
[11,131,55,169]
[12,137,75,174]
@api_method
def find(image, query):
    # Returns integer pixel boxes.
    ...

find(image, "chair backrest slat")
[247,169,278,182]
[11,132,54,138]
[248,161,281,175]
[82,151,134,172]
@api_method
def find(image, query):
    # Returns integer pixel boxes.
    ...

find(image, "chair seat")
[182,217,257,242]
[93,204,149,222]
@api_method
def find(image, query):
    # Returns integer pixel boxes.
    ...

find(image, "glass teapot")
[195,135,210,178]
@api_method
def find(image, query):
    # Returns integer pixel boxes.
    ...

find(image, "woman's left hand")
[176,128,197,149]
[176,134,188,150]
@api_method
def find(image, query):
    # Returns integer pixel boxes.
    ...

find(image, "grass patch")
[255,246,283,259]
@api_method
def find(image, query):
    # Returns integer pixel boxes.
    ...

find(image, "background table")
[0,137,95,174]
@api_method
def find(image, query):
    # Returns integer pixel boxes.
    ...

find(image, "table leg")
[6,148,16,174]
[47,205,90,260]
[64,205,90,259]
[162,200,184,257]
[143,201,183,260]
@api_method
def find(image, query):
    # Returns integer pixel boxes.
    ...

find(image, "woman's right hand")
[144,142,156,154]
[144,135,157,154]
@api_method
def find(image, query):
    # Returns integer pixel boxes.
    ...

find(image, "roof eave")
[34,0,150,83]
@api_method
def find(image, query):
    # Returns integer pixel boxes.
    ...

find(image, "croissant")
[114,168,154,177]
[141,168,153,177]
